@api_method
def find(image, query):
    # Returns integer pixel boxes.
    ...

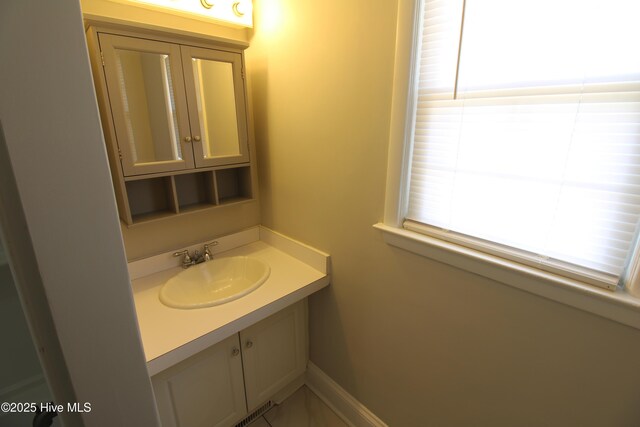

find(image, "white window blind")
[406,0,640,289]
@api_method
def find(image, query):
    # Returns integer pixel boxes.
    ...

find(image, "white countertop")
[129,227,330,375]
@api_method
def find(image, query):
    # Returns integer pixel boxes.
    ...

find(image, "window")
[391,0,640,292]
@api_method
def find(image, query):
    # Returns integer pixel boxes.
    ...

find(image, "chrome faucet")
[173,241,218,269]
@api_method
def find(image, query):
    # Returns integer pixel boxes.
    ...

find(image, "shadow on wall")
[307,283,355,383]
[247,57,274,223]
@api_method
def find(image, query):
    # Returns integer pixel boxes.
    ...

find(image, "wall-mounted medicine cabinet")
[85,22,255,226]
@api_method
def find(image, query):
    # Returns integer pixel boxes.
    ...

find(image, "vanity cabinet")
[85,23,255,226]
[151,301,307,427]
[152,334,247,427]
[241,301,307,411]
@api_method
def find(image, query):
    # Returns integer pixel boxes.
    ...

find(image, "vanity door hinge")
[100,51,105,67]
[241,67,245,80]
[117,148,123,159]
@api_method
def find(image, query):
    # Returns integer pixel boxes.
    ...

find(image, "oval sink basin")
[159,256,270,309]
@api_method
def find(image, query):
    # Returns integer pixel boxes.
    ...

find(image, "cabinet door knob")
[245,340,253,349]
[193,135,201,142]
[231,347,240,357]
[184,136,192,143]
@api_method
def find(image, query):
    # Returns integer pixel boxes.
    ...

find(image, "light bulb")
[232,1,246,16]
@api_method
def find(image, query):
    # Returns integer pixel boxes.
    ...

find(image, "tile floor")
[249,386,348,427]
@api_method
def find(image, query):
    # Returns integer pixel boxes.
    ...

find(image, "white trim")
[627,271,640,298]
[404,220,617,291]
[374,223,640,330]
[305,362,388,427]
[624,236,640,298]
[383,0,423,227]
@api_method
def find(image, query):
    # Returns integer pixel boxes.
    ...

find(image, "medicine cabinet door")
[181,46,250,168]
[100,34,195,176]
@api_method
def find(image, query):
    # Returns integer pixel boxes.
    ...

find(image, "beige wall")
[246,1,640,426]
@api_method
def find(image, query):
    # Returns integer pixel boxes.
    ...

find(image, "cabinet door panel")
[241,301,307,411]
[181,46,250,168]
[152,334,247,427]
[100,34,195,176]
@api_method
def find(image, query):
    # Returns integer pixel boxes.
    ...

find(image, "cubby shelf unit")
[122,165,253,226]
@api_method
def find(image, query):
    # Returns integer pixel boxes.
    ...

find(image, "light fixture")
[232,1,245,16]
[107,0,253,28]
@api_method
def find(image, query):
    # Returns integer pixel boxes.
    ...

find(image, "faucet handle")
[173,249,191,259]
[203,241,218,261]
[204,241,219,250]
[173,250,192,267]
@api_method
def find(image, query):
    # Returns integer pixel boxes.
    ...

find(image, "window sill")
[374,223,640,330]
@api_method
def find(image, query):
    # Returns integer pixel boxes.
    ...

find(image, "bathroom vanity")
[85,19,330,427]
[128,227,330,427]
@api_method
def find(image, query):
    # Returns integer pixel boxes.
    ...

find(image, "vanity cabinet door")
[100,34,195,176]
[181,45,250,168]
[240,301,308,412]
[151,334,247,427]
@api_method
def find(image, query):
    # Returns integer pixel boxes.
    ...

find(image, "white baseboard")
[305,362,387,427]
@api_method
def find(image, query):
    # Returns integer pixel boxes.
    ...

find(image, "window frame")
[377,0,640,329]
